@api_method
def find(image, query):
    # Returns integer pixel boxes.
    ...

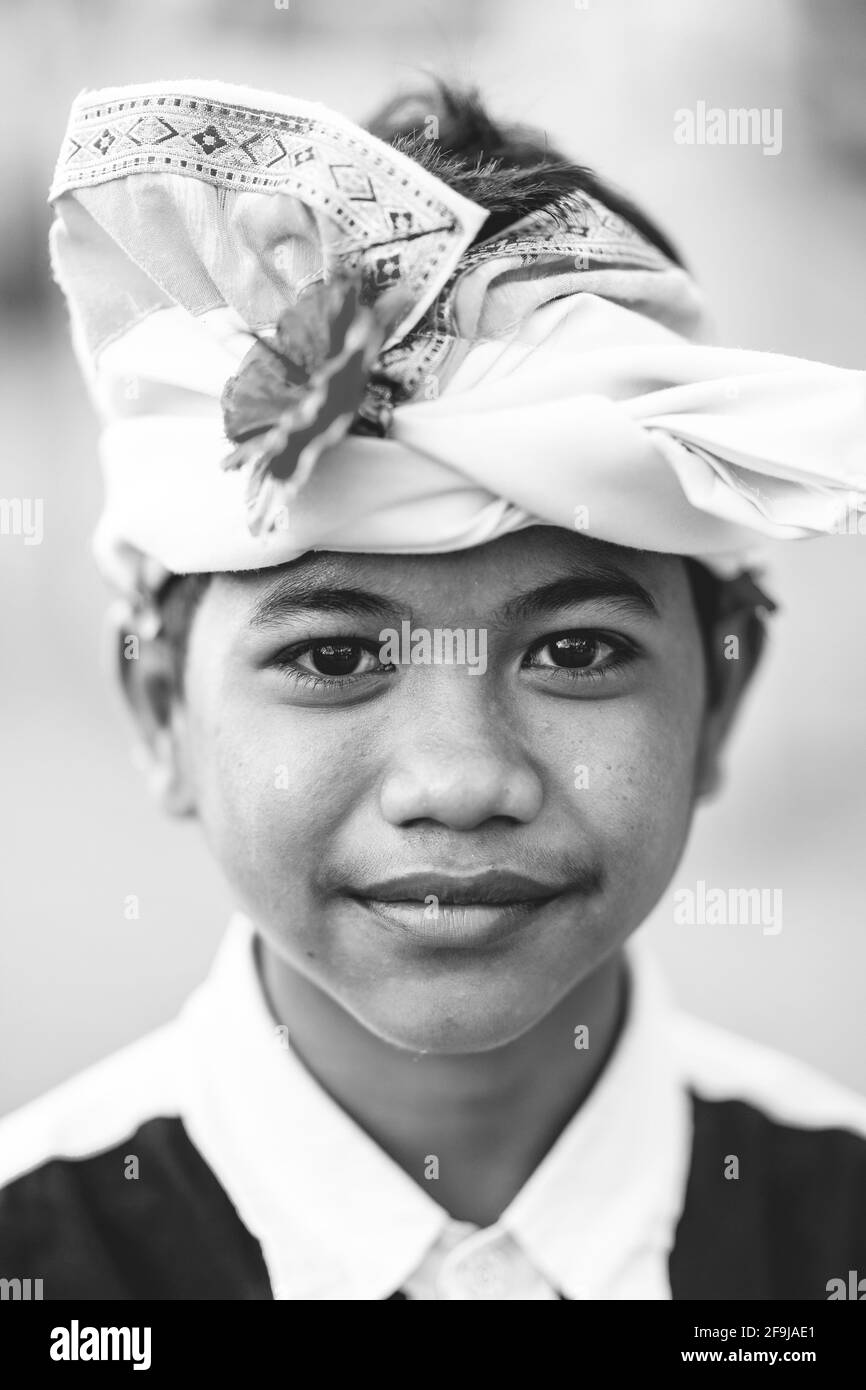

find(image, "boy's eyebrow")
[500,568,658,623]
[246,559,659,629]
[248,578,399,629]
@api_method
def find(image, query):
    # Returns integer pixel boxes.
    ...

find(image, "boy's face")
[159,527,730,1052]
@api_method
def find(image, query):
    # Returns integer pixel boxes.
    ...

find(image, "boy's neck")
[257,940,627,1227]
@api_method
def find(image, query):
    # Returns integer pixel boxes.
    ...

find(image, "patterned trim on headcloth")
[50,80,489,344]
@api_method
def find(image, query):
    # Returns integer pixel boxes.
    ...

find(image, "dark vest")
[1,1094,864,1299]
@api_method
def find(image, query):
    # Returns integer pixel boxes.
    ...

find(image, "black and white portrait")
[1,0,864,1345]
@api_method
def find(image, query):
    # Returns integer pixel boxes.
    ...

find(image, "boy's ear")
[694,605,767,801]
[112,613,196,817]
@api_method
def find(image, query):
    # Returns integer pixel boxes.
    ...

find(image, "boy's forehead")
[216,528,680,623]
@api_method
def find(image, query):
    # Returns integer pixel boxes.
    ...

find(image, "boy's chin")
[347,985,570,1056]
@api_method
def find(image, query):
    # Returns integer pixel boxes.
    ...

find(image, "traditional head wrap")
[49,79,866,606]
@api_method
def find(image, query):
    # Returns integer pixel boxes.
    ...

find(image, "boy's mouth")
[348,871,568,949]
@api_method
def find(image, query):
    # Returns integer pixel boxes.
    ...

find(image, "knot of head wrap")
[49,79,866,606]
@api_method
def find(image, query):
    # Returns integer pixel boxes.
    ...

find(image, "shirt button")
[444,1252,506,1300]
[462,1254,503,1298]
[438,1231,538,1300]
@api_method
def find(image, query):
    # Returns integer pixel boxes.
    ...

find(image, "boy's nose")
[378,690,544,831]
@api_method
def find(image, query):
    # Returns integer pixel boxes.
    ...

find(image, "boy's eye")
[525,632,618,671]
[292,640,387,677]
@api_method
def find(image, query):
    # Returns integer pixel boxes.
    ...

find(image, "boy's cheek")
[580,717,700,897]
[563,690,700,810]
[189,713,365,885]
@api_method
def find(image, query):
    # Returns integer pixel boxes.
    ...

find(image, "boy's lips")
[350,869,565,906]
[347,870,571,949]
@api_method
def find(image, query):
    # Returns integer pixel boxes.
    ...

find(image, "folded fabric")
[49,79,866,601]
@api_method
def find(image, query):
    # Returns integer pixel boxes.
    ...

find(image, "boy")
[0,77,864,1301]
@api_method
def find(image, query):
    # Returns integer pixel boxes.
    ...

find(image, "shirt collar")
[176,914,690,1300]
[500,937,692,1299]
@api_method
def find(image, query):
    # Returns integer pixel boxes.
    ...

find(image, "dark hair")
[157,570,212,686]
[682,558,773,704]
[154,82,766,694]
[364,79,686,265]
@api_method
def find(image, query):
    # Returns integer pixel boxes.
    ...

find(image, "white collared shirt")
[3,913,865,1300]
[175,914,692,1300]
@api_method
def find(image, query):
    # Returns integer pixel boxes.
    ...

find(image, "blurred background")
[1,0,865,1114]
